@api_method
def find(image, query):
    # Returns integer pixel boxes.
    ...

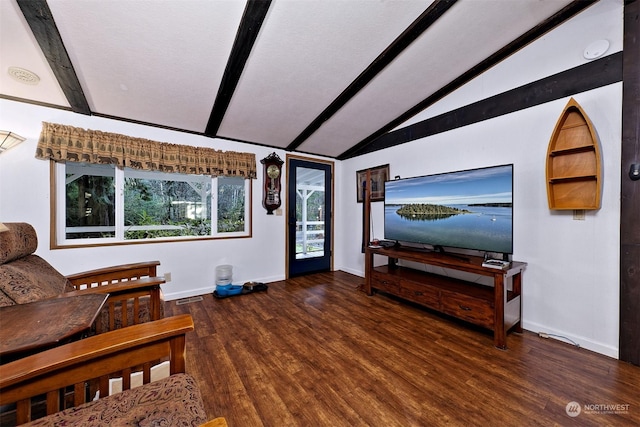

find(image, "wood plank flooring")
[166,271,640,427]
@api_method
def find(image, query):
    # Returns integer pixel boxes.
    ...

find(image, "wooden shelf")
[548,174,597,183]
[549,145,597,156]
[546,98,601,210]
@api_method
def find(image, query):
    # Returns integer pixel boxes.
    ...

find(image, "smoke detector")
[583,40,610,60]
[7,67,40,85]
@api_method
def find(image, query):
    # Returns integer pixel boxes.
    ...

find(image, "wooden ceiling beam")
[17,0,91,115]
[342,52,622,158]
[205,0,272,136]
[338,0,598,160]
[285,0,458,152]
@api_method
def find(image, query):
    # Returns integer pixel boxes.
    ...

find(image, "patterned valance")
[35,122,257,179]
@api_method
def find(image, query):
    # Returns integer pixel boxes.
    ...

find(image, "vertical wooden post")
[493,273,506,350]
[364,169,371,247]
[620,0,640,365]
[512,272,523,334]
[170,335,187,376]
[363,169,373,294]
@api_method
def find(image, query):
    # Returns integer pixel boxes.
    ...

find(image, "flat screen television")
[384,164,513,255]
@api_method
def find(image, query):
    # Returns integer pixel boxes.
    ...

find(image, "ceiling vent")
[7,66,40,85]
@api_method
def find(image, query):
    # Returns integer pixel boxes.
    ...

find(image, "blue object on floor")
[213,282,268,299]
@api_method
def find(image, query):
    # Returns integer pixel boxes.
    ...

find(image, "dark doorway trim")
[285,155,335,279]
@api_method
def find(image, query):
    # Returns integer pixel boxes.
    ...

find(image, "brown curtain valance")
[35,122,257,179]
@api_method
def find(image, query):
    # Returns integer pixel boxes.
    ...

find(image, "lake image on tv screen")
[384,165,513,253]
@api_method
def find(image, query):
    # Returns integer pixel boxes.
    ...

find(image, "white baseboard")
[522,320,619,359]
[339,266,364,277]
[164,286,214,302]
[163,274,285,301]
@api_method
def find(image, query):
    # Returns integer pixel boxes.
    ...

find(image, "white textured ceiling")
[0,0,67,105]
[217,0,431,146]
[48,0,247,131]
[298,0,576,155]
[0,0,579,159]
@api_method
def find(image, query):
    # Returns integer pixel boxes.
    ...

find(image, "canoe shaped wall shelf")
[546,98,602,210]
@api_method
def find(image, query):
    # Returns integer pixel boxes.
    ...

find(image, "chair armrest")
[0,315,194,423]
[65,261,162,286]
[63,276,166,332]
[62,276,165,297]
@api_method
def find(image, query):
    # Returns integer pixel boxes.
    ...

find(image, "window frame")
[51,161,252,248]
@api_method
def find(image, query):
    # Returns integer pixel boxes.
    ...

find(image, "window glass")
[56,162,250,245]
[295,167,325,259]
[217,176,246,233]
[65,163,116,239]
[124,171,212,239]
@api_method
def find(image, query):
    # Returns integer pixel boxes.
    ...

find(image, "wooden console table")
[365,246,526,349]
[0,293,108,363]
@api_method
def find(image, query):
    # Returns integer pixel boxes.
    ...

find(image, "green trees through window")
[60,163,250,244]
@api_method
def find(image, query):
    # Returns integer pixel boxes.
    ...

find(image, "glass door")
[287,158,333,277]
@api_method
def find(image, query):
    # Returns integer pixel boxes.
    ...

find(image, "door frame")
[285,154,335,279]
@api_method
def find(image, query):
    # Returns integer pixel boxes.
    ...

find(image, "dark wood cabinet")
[365,246,526,349]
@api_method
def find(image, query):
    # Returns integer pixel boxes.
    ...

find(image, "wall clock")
[261,152,284,215]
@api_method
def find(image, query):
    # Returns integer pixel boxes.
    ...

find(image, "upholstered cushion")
[0,255,72,306]
[24,373,208,426]
[0,287,15,307]
[0,223,38,265]
[0,222,164,331]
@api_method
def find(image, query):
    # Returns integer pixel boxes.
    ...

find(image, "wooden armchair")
[0,314,212,426]
[64,261,164,333]
[0,223,165,334]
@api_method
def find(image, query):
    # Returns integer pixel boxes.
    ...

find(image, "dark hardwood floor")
[166,271,640,427]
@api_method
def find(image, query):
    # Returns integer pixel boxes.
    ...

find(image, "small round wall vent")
[8,66,40,85]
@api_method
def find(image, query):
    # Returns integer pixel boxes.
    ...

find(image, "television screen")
[384,164,513,254]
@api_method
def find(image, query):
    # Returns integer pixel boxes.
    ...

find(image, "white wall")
[335,0,624,358]
[337,86,622,359]
[0,100,293,300]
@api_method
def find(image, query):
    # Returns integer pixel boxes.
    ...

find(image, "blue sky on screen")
[385,165,512,206]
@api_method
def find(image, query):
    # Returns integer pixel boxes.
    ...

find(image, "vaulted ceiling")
[1,0,596,159]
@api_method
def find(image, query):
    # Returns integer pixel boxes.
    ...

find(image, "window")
[55,162,251,246]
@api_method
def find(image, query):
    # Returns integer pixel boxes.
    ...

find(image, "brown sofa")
[0,314,222,426]
[0,222,164,335]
